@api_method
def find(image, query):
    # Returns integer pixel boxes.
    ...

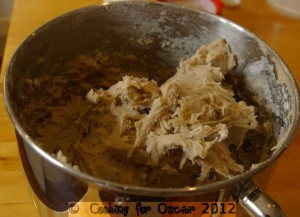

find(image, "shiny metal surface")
[239,180,285,217]
[3,1,300,217]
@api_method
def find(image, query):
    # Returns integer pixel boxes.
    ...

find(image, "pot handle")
[233,179,285,217]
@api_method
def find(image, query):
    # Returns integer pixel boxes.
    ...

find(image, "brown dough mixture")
[20,39,272,188]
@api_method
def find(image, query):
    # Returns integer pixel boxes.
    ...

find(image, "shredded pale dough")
[86,39,257,183]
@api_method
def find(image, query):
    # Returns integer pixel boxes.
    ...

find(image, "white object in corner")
[267,0,300,19]
[222,0,240,7]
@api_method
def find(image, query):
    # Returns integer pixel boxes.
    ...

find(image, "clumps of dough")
[86,39,257,183]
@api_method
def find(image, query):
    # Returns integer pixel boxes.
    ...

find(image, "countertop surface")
[1,0,300,216]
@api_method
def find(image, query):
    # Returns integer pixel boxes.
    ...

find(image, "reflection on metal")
[239,180,285,217]
[3,2,300,216]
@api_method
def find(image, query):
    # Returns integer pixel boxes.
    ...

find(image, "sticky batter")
[21,39,264,187]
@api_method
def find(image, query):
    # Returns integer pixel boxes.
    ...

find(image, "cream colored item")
[86,39,257,183]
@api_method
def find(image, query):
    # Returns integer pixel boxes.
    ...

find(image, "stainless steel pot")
[3,2,300,217]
